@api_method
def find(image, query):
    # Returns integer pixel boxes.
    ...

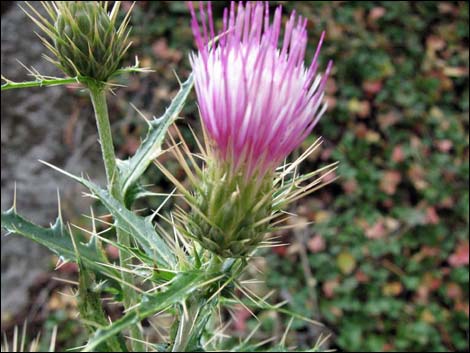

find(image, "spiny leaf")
[1,209,118,279]
[118,74,194,202]
[41,161,176,268]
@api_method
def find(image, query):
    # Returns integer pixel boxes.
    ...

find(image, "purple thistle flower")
[189,1,332,180]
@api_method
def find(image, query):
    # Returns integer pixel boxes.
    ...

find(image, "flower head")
[22,1,133,82]
[189,1,332,180]
[160,1,335,258]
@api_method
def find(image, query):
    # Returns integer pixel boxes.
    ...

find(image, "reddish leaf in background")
[325,95,337,110]
[382,343,396,352]
[440,196,455,209]
[425,207,440,225]
[367,6,386,30]
[436,139,453,153]
[320,148,333,161]
[382,198,394,209]
[323,278,339,298]
[392,145,405,163]
[438,2,458,15]
[455,301,470,317]
[355,270,370,283]
[446,282,462,300]
[343,179,358,194]
[422,272,442,292]
[326,78,337,95]
[365,219,387,239]
[232,304,252,332]
[308,234,326,253]
[272,243,288,257]
[363,79,383,97]
[380,170,401,195]
[355,123,368,138]
[152,38,183,62]
[378,110,401,130]
[323,170,337,183]
[426,35,446,52]
[354,100,371,118]
[448,241,469,268]
[421,246,440,258]
[408,165,428,190]
[369,7,386,21]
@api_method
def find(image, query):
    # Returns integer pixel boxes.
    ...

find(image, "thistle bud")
[24,1,132,82]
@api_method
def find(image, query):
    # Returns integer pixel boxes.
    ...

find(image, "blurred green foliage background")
[115,2,468,351]
[2,1,468,352]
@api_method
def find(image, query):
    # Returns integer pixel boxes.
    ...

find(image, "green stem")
[172,300,201,352]
[78,262,127,352]
[172,256,224,352]
[88,86,118,195]
[1,77,80,91]
[88,84,144,351]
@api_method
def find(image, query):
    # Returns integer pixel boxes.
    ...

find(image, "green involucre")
[53,1,130,81]
[187,162,273,258]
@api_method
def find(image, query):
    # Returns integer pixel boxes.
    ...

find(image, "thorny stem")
[172,299,201,352]
[88,83,144,351]
[172,256,224,352]
[1,77,80,91]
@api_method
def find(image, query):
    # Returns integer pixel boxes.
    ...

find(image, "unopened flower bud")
[24,1,132,82]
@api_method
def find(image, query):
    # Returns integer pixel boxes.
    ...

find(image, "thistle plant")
[1,1,337,352]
